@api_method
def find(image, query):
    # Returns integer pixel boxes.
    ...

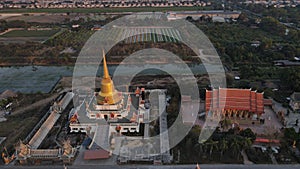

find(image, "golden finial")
[102,49,110,79]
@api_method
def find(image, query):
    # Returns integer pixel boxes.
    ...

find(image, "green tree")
[205,139,219,158]
[280,67,300,91]
[282,45,297,59]
[239,128,256,142]
[241,137,253,150]
[260,38,273,50]
[230,137,241,158]
[260,16,286,36]
[218,138,228,160]
[284,127,299,142]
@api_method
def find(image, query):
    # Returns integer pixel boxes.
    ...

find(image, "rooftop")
[84,149,110,160]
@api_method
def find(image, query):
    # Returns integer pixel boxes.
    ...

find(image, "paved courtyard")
[239,106,283,134]
[196,106,284,135]
[272,99,300,132]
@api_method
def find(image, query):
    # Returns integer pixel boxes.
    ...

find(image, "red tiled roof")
[205,88,264,114]
[255,138,280,144]
[84,149,110,160]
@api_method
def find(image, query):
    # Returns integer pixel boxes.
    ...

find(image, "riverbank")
[0,59,199,67]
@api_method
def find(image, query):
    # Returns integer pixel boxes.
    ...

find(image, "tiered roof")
[205,88,264,114]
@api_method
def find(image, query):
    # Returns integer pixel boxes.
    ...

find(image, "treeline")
[184,7,300,95]
[0,19,61,32]
[173,126,256,163]
[189,11,299,91]
[242,3,300,25]
[280,67,300,92]
[195,16,300,66]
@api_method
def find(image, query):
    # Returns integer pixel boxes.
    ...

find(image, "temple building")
[15,140,77,165]
[205,88,264,119]
[69,51,145,134]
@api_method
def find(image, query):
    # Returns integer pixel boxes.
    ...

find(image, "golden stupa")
[97,50,122,105]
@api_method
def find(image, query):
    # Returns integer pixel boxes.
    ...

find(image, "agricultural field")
[1,13,109,23]
[124,28,183,43]
[0,29,60,37]
[0,29,61,43]
[3,14,71,23]
[102,27,183,43]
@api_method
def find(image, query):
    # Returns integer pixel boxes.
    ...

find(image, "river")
[0,63,216,93]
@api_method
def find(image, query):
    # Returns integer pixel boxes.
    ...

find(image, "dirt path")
[12,93,59,115]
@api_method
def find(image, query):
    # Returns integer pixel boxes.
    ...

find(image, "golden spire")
[102,50,110,79]
[97,49,122,105]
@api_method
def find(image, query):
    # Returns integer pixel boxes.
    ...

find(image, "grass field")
[0,29,60,37]
[4,15,71,23]
[0,6,209,13]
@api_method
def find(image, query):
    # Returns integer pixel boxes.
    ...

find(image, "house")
[289,92,300,112]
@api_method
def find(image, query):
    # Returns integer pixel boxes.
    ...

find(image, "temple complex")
[69,51,145,134]
[205,88,264,119]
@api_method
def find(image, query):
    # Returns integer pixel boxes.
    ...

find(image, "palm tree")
[205,139,219,158]
[242,137,253,150]
[203,141,209,154]
[198,143,204,153]
[219,138,228,160]
[194,143,205,158]
[230,138,241,159]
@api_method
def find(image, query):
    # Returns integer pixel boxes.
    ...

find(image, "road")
[2,164,300,169]
[144,109,150,138]
[158,91,171,164]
